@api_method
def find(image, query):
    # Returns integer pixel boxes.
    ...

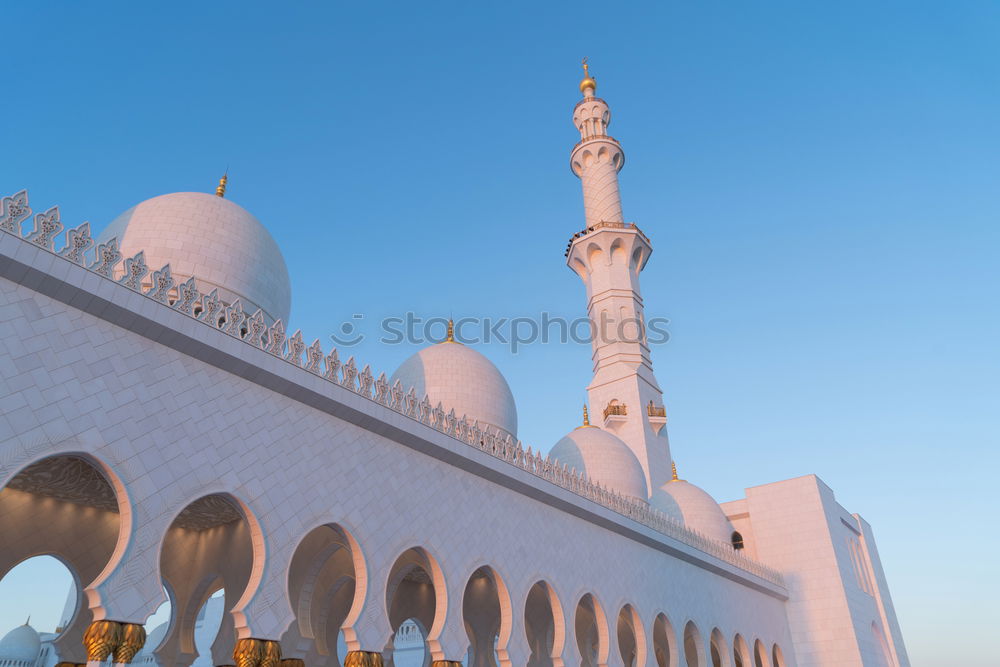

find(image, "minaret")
[565,60,672,495]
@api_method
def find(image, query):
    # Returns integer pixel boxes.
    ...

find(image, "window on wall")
[731,531,745,550]
[847,536,875,596]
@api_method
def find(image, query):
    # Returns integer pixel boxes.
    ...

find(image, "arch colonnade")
[1,454,789,667]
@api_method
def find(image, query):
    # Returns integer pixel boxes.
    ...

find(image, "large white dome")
[549,425,648,500]
[391,341,517,438]
[98,192,292,324]
[651,478,734,544]
[0,624,40,663]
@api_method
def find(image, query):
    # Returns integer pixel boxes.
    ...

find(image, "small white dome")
[651,479,734,544]
[98,192,292,324]
[0,624,41,663]
[391,341,517,438]
[550,426,648,500]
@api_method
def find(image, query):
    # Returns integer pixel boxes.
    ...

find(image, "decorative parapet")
[0,189,785,588]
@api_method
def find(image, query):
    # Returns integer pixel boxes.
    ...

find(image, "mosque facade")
[0,65,908,667]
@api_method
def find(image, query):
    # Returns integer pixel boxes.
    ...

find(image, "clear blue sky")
[2,2,998,665]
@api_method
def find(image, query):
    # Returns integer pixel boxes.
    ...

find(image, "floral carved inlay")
[6,456,118,512]
[172,494,243,531]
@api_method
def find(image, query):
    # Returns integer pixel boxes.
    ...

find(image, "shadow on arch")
[0,453,130,664]
[524,580,565,667]
[573,593,608,667]
[153,492,263,667]
[462,565,514,667]
[384,547,448,664]
[279,523,367,667]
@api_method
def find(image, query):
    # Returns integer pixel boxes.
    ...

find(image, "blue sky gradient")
[1,3,998,665]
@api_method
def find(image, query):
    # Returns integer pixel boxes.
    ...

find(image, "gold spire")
[445,318,455,343]
[583,403,590,426]
[671,461,680,482]
[215,172,228,198]
[579,57,597,94]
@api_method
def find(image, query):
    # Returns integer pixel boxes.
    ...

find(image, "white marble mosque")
[0,64,909,667]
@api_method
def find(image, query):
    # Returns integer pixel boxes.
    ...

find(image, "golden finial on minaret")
[579,57,597,95]
[671,461,680,482]
[215,171,228,198]
[445,318,455,343]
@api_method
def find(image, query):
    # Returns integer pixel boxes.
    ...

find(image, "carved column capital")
[113,623,147,663]
[344,650,385,667]
[260,640,282,667]
[233,638,264,667]
[83,620,123,662]
[232,638,282,667]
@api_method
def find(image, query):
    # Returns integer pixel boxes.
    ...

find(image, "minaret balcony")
[572,133,621,151]
[647,402,668,434]
[564,221,651,257]
[603,402,628,428]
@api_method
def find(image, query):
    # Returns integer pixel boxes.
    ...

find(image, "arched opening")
[771,644,785,667]
[385,548,443,666]
[191,588,225,666]
[0,556,76,666]
[651,613,675,667]
[134,589,173,665]
[683,622,703,667]
[283,524,363,667]
[731,532,744,550]
[616,605,645,667]
[752,639,768,667]
[462,566,511,667]
[573,593,606,667]
[733,634,751,667]
[392,618,429,667]
[0,454,124,664]
[155,493,257,667]
[710,628,729,667]
[524,581,563,667]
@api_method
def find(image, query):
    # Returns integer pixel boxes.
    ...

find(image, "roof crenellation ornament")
[0,188,784,586]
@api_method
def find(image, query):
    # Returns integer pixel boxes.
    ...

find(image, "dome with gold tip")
[650,463,735,543]
[390,320,518,439]
[549,405,648,500]
[97,178,292,325]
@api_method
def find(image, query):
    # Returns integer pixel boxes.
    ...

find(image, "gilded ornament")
[344,650,384,667]
[83,620,123,662]
[579,57,597,93]
[233,638,264,667]
[260,640,282,667]
[113,623,147,663]
[279,660,305,667]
